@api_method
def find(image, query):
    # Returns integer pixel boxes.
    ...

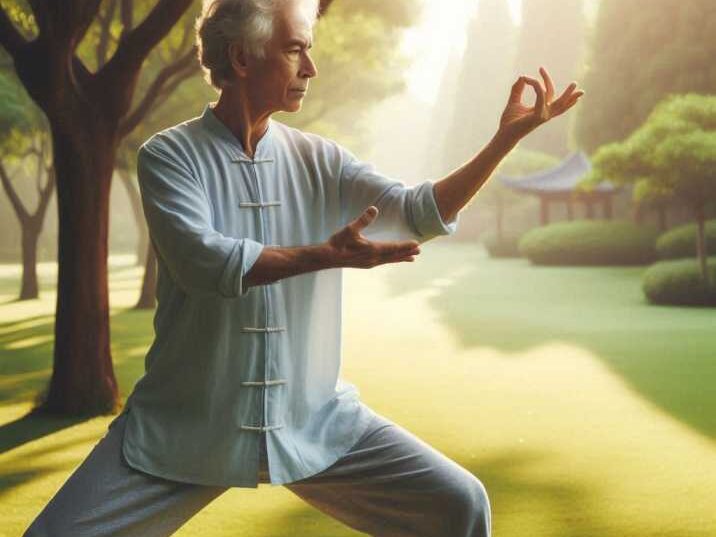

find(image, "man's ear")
[228,42,250,79]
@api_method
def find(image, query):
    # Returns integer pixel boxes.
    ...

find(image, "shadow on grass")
[385,245,716,443]
[0,433,102,500]
[0,308,153,452]
[0,412,89,454]
[0,314,56,397]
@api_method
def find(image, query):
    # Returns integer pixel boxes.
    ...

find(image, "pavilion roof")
[496,151,618,194]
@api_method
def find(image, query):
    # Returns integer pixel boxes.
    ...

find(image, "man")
[24,0,583,535]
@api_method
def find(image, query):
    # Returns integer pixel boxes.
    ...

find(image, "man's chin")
[285,102,303,113]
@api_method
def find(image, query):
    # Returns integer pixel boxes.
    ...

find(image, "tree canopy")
[587,93,716,283]
[575,0,716,153]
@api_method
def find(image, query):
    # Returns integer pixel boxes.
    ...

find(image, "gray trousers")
[23,409,491,537]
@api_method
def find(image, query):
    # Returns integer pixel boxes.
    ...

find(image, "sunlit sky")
[401,0,522,104]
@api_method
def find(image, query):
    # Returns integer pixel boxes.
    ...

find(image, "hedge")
[481,231,522,258]
[518,220,660,266]
[656,219,716,260]
[642,257,716,306]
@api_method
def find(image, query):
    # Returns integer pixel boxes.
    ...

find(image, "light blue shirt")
[119,104,459,487]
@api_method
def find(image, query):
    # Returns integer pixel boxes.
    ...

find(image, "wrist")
[313,242,340,270]
[492,127,522,152]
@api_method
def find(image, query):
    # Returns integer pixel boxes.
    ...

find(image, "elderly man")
[24,0,583,535]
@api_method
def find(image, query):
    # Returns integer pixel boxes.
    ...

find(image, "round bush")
[518,220,660,266]
[656,219,716,260]
[642,257,716,306]
[481,231,522,258]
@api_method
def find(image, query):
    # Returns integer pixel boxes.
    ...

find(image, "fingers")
[370,237,420,256]
[379,248,420,264]
[551,84,585,116]
[370,238,421,266]
[508,76,527,104]
[551,82,577,109]
[521,76,546,117]
[513,68,585,121]
[539,66,555,103]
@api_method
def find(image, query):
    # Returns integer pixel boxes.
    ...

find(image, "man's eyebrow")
[285,38,312,48]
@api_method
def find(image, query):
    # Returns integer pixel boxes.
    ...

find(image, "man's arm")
[138,138,265,298]
[433,130,518,225]
[433,68,585,223]
[243,206,420,289]
[138,134,419,297]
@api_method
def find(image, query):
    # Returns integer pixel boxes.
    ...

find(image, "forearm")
[243,243,336,289]
[433,130,519,223]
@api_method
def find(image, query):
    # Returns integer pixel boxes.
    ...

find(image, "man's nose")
[300,52,318,78]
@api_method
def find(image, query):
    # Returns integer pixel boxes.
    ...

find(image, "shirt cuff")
[218,238,265,298]
[411,181,460,241]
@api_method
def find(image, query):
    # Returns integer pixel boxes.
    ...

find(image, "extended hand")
[498,66,585,142]
[326,206,421,269]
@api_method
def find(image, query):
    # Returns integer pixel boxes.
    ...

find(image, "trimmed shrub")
[642,257,716,306]
[656,219,716,260]
[518,220,660,266]
[481,231,522,258]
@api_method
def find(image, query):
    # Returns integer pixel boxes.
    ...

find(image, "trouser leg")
[23,412,228,537]
[284,411,491,537]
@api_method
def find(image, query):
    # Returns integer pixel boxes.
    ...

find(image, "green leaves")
[591,93,716,207]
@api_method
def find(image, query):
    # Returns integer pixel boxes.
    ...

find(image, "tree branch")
[28,0,103,52]
[27,0,49,37]
[118,46,198,138]
[0,160,29,223]
[120,0,134,35]
[34,136,46,196]
[104,0,192,78]
[0,5,29,58]
[153,65,195,104]
[36,164,56,220]
[95,0,193,121]
[96,0,119,69]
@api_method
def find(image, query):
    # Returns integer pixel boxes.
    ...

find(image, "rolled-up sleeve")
[338,149,459,243]
[137,138,264,298]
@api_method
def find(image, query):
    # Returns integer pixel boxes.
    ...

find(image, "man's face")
[244,0,317,114]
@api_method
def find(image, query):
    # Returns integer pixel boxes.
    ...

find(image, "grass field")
[1,243,714,536]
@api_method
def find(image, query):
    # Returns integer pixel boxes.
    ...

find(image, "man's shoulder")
[140,114,205,155]
[272,120,351,163]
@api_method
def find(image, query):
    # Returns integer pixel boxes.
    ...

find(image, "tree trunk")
[632,203,643,224]
[0,0,197,418]
[694,204,709,288]
[38,120,119,416]
[19,221,40,300]
[604,195,613,219]
[135,241,157,310]
[658,205,668,231]
[540,196,549,225]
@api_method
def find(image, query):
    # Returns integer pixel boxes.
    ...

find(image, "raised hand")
[498,66,585,142]
[326,206,421,268]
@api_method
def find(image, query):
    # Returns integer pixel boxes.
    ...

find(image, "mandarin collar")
[200,104,274,163]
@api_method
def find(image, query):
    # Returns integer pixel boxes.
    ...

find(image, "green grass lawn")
[1,243,714,536]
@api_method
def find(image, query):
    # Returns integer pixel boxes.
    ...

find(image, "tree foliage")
[574,0,716,153]
[587,93,716,284]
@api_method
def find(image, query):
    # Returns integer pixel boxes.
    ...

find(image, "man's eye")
[288,49,300,54]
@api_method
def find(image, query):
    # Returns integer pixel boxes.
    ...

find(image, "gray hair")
[196,0,320,90]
